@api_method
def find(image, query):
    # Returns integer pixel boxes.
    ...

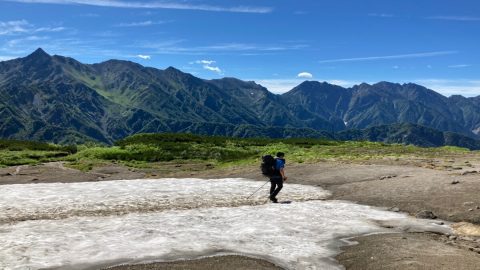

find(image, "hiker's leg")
[271,179,283,198]
[272,180,283,198]
[270,180,276,195]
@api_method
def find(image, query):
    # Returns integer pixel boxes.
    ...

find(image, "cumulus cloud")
[137,54,151,60]
[192,59,222,74]
[195,60,215,65]
[297,72,313,79]
[204,65,221,73]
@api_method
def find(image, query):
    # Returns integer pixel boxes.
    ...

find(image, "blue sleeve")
[276,159,285,170]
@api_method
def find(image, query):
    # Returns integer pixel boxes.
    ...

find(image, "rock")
[462,236,474,241]
[415,210,437,219]
[462,170,478,175]
[390,207,400,212]
[469,208,474,212]
[449,235,457,240]
[451,180,460,184]
[380,175,397,180]
[463,201,474,206]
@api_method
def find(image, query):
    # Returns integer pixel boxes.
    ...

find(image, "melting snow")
[0,178,450,270]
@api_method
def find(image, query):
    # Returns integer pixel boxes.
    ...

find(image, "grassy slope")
[0,134,471,171]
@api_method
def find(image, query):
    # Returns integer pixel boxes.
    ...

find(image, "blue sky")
[0,0,479,96]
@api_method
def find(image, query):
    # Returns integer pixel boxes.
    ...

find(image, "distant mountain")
[1,48,480,148]
[0,49,333,144]
[286,80,476,136]
[337,123,480,150]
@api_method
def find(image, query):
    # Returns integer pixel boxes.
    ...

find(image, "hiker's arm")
[280,168,287,181]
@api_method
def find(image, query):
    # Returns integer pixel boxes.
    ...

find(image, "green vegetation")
[0,134,471,170]
[0,139,77,167]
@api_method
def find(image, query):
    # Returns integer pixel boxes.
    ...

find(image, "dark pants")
[270,176,283,199]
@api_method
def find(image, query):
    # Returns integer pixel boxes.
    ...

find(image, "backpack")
[260,155,276,177]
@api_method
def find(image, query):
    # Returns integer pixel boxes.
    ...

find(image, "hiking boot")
[269,196,278,203]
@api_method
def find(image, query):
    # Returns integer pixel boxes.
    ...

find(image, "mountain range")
[1,48,480,149]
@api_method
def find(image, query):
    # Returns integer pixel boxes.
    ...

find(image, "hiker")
[269,152,287,203]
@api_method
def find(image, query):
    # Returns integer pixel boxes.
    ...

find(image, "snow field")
[0,178,450,270]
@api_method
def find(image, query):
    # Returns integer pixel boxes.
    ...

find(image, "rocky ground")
[2,155,480,269]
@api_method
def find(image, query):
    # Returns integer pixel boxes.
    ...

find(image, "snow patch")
[0,178,329,224]
[0,178,450,270]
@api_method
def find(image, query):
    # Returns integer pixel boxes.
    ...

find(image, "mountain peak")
[24,48,52,63]
[165,66,182,73]
[29,48,50,58]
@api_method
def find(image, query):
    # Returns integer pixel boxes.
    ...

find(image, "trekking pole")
[247,179,270,199]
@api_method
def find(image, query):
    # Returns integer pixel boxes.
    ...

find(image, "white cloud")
[414,79,480,97]
[115,20,164,27]
[0,20,65,36]
[138,41,307,55]
[204,65,222,73]
[448,64,471,68]
[318,51,457,63]
[136,54,151,60]
[7,0,273,13]
[0,20,30,35]
[392,65,400,69]
[368,13,394,18]
[297,72,313,79]
[192,59,222,74]
[0,56,16,61]
[79,13,100,17]
[6,35,49,47]
[34,26,66,32]
[427,16,480,21]
[195,60,215,65]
